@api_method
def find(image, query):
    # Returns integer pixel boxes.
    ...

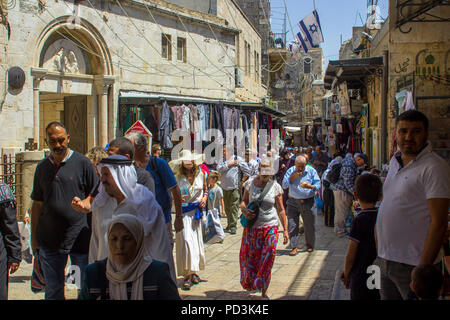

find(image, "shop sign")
[125,120,152,150]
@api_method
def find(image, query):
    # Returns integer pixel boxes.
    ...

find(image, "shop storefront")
[118,91,286,160]
[324,57,385,165]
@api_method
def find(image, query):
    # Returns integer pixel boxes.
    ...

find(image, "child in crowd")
[409,264,444,300]
[340,174,382,300]
[207,171,225,217]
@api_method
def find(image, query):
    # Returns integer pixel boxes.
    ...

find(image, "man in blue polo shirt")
[282,155,321,256]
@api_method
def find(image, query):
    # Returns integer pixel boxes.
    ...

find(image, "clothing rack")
[119,91,286,117]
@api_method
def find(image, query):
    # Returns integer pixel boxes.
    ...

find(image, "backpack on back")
[326,163,342,184]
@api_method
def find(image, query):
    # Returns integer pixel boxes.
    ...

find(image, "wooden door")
[64,96,87,154]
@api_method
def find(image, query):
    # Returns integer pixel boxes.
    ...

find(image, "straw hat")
[168,150,205,171]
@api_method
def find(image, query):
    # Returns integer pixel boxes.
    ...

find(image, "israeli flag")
[297,10,324,53]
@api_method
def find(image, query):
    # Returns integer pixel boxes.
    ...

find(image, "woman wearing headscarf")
[78,214,180,300]
[169,150,207,290]
[239,159,289,299]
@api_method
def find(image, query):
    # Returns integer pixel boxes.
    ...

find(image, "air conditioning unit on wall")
[235,67,243,88]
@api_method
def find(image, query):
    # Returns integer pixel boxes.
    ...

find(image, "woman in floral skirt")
[239,160,289,299]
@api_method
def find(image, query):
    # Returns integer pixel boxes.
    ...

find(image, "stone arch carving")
[42,39,87,74]
[35,16,113,76]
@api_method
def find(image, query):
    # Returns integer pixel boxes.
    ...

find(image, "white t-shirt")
[376,143,450,266]
[244,178,284,229]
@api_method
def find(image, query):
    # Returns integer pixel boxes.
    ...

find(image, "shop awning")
[324,57,384,90]
[119,91,286,117]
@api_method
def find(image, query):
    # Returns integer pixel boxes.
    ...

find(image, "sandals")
[182,278,191,290]
[191,274,200,285]
[289,248,299,256]
[306,246,314,253]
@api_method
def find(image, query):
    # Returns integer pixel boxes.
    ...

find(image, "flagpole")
[313,0,316,11]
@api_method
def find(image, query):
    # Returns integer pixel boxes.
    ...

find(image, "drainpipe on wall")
[381,50,389,165]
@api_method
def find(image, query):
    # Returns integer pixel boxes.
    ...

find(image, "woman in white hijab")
[78,214,180,300]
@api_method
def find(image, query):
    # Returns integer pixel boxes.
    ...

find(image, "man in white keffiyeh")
[90,155,175,281]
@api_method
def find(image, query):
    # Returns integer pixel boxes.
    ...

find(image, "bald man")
[282,156,321,255]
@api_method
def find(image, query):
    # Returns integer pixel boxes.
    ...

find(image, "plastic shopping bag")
[203,208,225,244]
[18,216,33,264]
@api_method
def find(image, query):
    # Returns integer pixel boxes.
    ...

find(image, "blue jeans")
[39,247,88,300]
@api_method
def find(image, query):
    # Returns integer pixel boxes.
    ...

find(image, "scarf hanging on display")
[159,101,174,149]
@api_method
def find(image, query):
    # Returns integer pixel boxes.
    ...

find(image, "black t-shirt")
[348,208,378,284]
[31,151,99,254]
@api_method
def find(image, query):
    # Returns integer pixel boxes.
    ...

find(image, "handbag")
[240,179,275,229]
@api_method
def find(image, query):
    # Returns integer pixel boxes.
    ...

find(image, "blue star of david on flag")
[297,10,324,53]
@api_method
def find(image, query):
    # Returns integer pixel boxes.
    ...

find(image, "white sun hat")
[168,149,205,171]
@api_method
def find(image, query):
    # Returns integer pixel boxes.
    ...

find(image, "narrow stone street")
[8,211,350,300]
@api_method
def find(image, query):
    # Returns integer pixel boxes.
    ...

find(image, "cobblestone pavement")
[8,212,350,300]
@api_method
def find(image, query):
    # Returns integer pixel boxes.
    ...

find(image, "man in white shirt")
[217,145,245,235]
[375,110,450,300]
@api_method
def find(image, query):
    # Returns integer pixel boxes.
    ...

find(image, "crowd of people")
[0,110,449,301]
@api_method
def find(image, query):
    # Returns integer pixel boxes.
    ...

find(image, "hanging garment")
[395,90,408,114]
[251,112,258,152]
[226,107,234,131]
[143,109,158,140]
[153,106,160,132]
[171,105,184,130]
[405,91,415,111]
[159,101,173,149]
[189,104,200,135]
[213,103,225,140]
[233,109,241,131]
[181,104,190,133]
[223,107,229,131]
[197,104,208,142]
[205,105,210,140]
[209,105,213,141]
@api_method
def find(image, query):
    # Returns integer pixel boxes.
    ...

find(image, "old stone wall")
[386,4,450,162]
[0,0,239,151]
[217,0,267,102]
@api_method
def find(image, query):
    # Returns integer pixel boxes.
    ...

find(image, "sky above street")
[270,0,389,68]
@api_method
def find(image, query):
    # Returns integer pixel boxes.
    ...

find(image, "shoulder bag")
[240,179,275,229]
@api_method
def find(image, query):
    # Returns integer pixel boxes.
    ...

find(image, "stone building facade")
[0,0,267,156]
[360,3,449,165]
[325,2,449,167]
[233,0,271,88]
[299,48,325,123]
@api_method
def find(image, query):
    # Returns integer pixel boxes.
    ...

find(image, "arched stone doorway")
[31,17,115,154]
